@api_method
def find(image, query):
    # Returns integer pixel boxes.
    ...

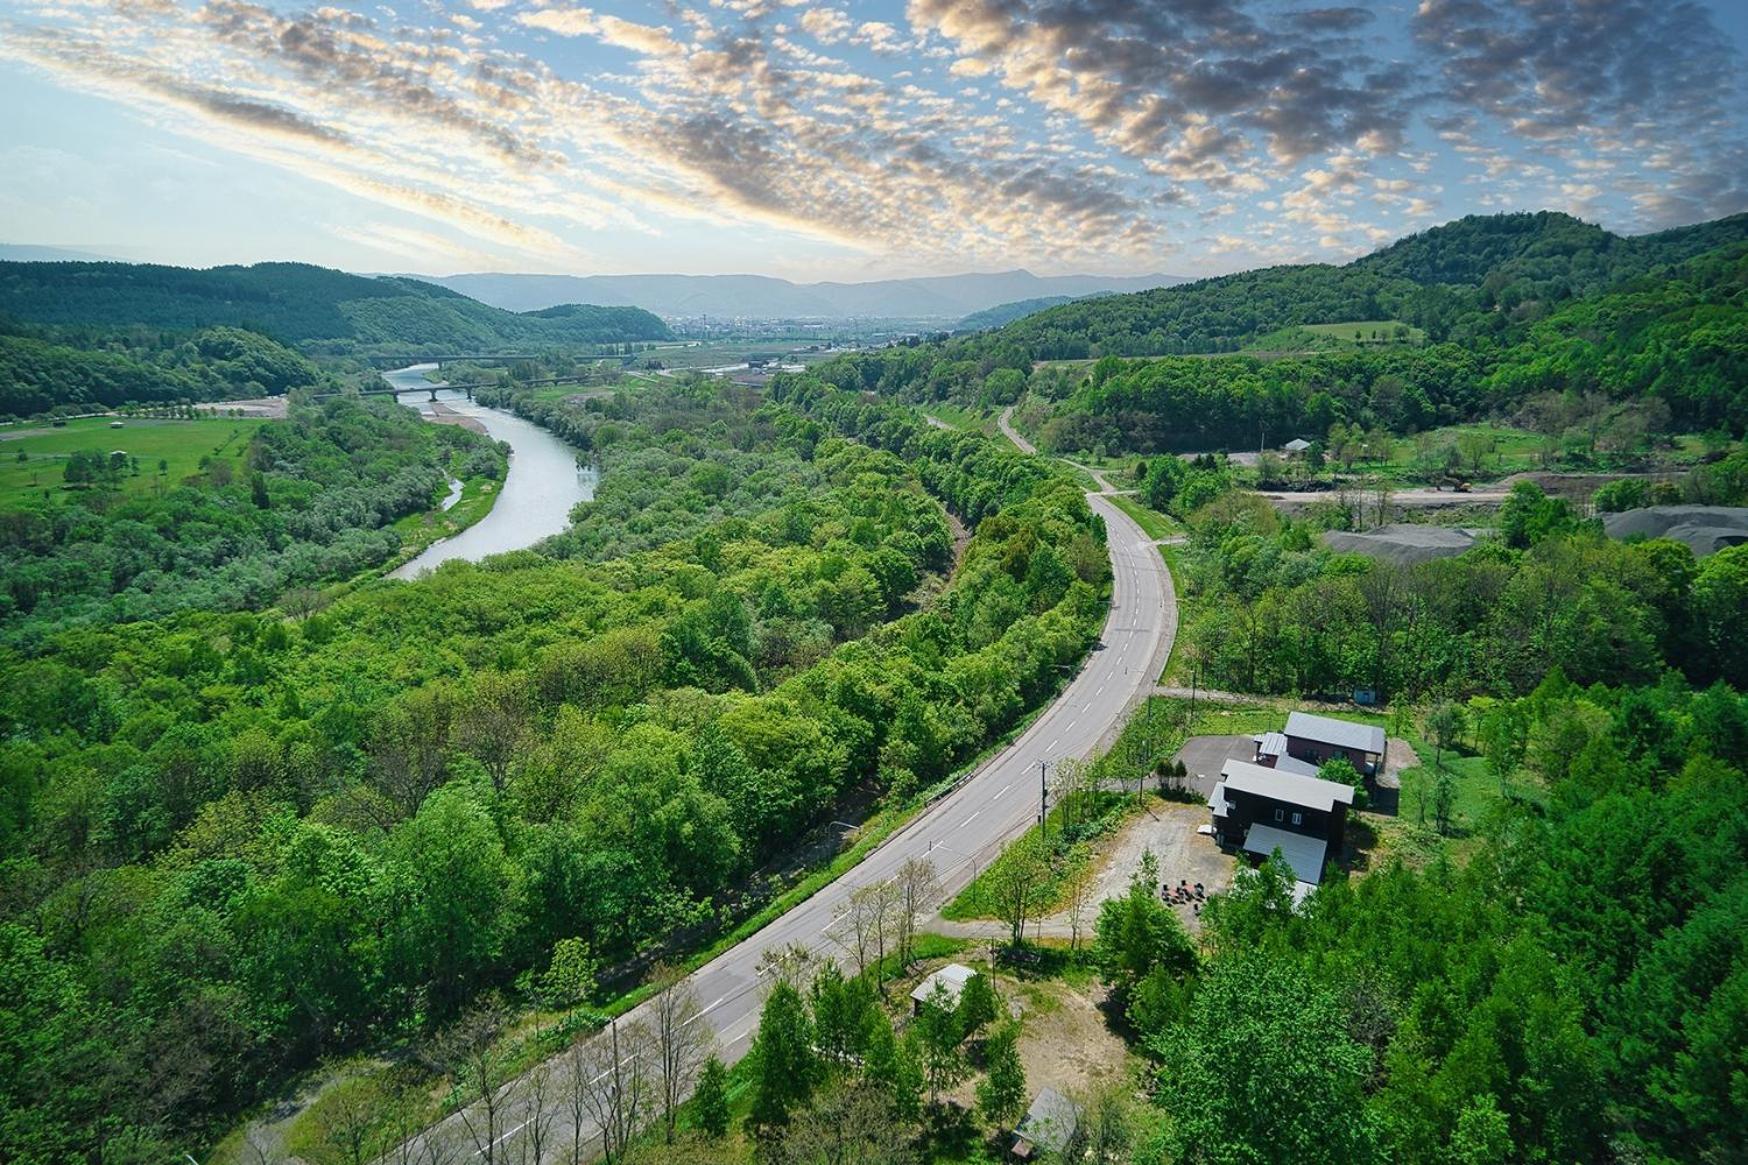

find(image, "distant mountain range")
[412,269,1188,321]
[0,244,121,263]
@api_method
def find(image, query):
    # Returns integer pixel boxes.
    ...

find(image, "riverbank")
[382,364,595,579]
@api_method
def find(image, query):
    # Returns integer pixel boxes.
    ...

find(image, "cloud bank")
[1,0,1742,272]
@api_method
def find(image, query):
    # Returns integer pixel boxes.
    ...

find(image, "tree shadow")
[924,1099,979,1159]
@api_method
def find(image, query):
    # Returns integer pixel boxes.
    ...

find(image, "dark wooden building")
[1281,711,1386,775]
[1209,759,1356,886]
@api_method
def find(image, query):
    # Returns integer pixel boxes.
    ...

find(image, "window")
[1291,812,1303,826]
[1274,808,1284,822]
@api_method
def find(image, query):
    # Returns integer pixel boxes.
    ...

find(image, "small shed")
[1013,1088,1080,1159]
[1282,437,1312,456]
[910,963,976,1015]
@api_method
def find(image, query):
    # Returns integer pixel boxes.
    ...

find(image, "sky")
[1,0,1745,280]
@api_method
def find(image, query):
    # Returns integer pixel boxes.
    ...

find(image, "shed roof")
[910,963,976,1005]
[1272,754,1322,778]
[1209,781,1230,817]
[1219,758,1355,813]
[1254,731,1288,757]
[1283,438,1312,452]
[1285,711,1385,755]
[1014,1087,1080,1155]
[1242,823,1331,884]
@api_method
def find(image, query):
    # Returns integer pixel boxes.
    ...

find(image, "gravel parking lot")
[1046,801,1232,934]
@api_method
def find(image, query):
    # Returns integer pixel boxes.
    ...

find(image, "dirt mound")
[1322,523,1482,565]
[1602,506,1748,556]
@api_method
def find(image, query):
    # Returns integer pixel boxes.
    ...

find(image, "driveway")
[926,801,1234,943]
[1172,734,1257,797]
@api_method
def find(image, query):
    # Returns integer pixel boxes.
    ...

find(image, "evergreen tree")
[955,970,999,1039]
[862,1009,923,1123]
[749,981,818,1131]
[914,982,968,1103]
[695,1056,730,1139]
[976,1023,1027,1130]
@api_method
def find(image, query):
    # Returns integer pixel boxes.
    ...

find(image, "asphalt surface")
[1171,734,1258,798]
[397,428,1177,1164]
[998,405,1037,455]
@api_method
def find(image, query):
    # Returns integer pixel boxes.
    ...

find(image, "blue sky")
[2,0,1745,279]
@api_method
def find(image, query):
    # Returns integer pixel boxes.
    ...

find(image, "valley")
[1,208,1745,1165]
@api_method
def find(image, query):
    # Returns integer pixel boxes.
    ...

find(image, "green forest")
[0,261,672,354]
[0,397,505,644]
[813,214,1748,453]
[1169,483,1748,699]
[2,209,1746,1165]
[0,379,1111,1159]
[0,325,325,418]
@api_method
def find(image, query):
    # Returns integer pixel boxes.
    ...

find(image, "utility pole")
[1039,759,1049,841]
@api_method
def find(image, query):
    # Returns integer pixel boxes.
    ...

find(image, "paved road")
[397,440,1177,1164]
[1251,484,1513,510]
[998,405,1037,455]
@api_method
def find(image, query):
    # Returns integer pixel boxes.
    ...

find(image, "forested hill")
[1351,209,1748,293]
[998,210,1748,357]
[955,295,1074,331]
[0,261,673,350]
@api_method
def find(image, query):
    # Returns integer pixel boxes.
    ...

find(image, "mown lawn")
[1299,319,1426,343]
[0,415,266,508]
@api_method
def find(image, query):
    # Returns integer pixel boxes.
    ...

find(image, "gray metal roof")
[1016,1088,1080,1153]
[1255,731,1287,756]
[1219,758,1356,812]
[1285,711,1385,755]
[910,962,976,1004]
[1208,781,1229,816]
[1242,823,1331,884]
[1272,754,1322,778]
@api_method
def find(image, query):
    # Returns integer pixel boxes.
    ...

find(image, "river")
[383,363,596,579]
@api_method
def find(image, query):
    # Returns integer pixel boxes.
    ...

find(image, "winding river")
[384,363,596,579]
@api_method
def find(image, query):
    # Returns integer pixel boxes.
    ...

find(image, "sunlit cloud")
[0,0,1742,275]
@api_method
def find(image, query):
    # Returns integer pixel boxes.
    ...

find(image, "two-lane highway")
[397,455,1176,1163]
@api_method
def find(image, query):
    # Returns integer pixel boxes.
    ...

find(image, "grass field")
[1299,320,1426,344]
[919,402,989,433]
[1240,320,1426,355]
[0,415,266,509]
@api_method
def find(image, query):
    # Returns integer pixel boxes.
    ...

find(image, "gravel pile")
[1602,506,1748,556]
[1322,523,1482,566]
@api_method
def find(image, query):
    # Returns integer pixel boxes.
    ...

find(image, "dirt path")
[1154,684,1259,704]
